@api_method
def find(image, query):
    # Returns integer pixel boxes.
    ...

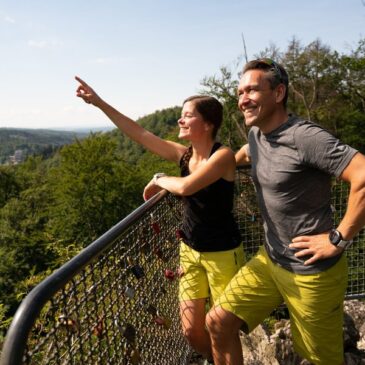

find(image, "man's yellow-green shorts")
[215,246,348,365]
[179,241,245,304]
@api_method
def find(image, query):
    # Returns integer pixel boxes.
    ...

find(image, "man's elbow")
[235,155,242,166]
[235,155,251,166]
[353,180,365,199]
[348,167,365,203]
[235,144,251,166]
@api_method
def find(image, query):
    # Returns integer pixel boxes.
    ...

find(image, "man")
[206,59,365,365]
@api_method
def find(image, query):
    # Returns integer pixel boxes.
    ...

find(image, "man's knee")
[205,308,222,336]
[206,306,243,338]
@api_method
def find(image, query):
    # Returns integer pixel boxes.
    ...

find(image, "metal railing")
[1,168,365,365]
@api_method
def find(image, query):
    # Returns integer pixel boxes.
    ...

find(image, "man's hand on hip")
[289,233,343,265]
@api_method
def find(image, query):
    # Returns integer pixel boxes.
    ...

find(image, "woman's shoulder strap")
[179,145,193,170]
[210,142,222,156]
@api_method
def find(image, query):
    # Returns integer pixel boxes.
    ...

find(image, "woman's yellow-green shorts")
[215,246,348,365]
[179,241,245,304]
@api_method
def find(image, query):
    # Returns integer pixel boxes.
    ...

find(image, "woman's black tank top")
[179,142,241,252]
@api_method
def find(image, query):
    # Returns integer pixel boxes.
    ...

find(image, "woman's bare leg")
[180,298,213,360]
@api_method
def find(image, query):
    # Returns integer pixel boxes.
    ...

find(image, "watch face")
[329,229,341,245]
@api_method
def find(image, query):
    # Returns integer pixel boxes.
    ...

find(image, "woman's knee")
[182,324,206,344]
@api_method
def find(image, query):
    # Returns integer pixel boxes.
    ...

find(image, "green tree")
[47,133,146,245]
[334,38,365,152]
[0,157,55,315]
[0,166,19,208]
[200,62,246,150]
[113,106,182,164]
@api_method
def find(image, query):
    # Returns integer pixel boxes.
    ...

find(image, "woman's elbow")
[175,182,196,196]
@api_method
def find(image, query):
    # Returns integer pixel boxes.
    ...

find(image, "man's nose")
[239,94,249,107]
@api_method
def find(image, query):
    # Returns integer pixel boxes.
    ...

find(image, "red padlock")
[151,222,160,234]
[164,269,175,280]
[175,229,184,239]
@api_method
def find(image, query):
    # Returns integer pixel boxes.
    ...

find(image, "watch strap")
[336,238,353,249]
[153,173,166,184]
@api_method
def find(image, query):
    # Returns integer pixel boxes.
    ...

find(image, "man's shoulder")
[289,116,331,141]
[287,115,319,131]
[248,116,327,142]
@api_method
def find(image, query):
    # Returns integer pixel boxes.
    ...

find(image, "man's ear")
[276,84,286,103]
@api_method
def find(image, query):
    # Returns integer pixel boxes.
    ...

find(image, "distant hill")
[52,126,115,133]
[109,106,182,164]
[0,107,182,165]
[0,128,88,164]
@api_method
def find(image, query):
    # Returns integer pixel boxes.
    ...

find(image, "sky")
[0,0,364,131]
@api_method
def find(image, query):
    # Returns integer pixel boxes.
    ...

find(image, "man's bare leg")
[206,306,245,365]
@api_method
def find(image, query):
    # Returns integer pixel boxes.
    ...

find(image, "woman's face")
[177,101,211,141]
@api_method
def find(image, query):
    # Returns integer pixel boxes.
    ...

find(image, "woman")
[75,76,244,362]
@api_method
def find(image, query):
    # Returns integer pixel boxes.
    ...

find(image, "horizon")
[0,125,115,132]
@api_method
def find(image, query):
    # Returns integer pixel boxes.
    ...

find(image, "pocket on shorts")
[233,244,246,268]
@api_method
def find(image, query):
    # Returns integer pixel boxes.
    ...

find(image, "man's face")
[237,69,278,131]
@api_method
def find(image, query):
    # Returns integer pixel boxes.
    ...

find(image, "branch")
[289,84,312,120]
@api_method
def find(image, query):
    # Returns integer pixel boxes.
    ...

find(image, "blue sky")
[0,0,364,130]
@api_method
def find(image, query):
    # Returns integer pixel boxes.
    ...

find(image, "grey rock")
[239,300,365,364]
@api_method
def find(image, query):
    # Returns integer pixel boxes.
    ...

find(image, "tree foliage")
[0,157,55,315]
[112,106,182,164]
[47,133,145,245]
[200,62,245,152]
[201,37,365,153]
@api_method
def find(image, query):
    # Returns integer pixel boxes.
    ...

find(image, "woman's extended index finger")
[75,75,88,87]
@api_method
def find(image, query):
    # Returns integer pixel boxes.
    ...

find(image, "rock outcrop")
[190,300,365,364]
[240,300,365,365]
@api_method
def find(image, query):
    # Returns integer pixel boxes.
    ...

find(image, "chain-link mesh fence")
[1,168,364,365]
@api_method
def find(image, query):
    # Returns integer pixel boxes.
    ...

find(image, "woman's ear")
[204,122,213,133]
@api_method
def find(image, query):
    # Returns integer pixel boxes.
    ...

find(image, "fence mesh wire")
[2,168,365,365]
[22,193,189,365]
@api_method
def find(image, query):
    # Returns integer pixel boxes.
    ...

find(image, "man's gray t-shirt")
[248,115,358,274]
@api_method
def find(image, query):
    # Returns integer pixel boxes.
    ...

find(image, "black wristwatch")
[329,229,353,249]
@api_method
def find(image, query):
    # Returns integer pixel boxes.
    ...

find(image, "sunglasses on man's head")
[257,58,284,82]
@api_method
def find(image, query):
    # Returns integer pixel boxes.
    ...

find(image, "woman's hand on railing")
[143,178,163,201]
